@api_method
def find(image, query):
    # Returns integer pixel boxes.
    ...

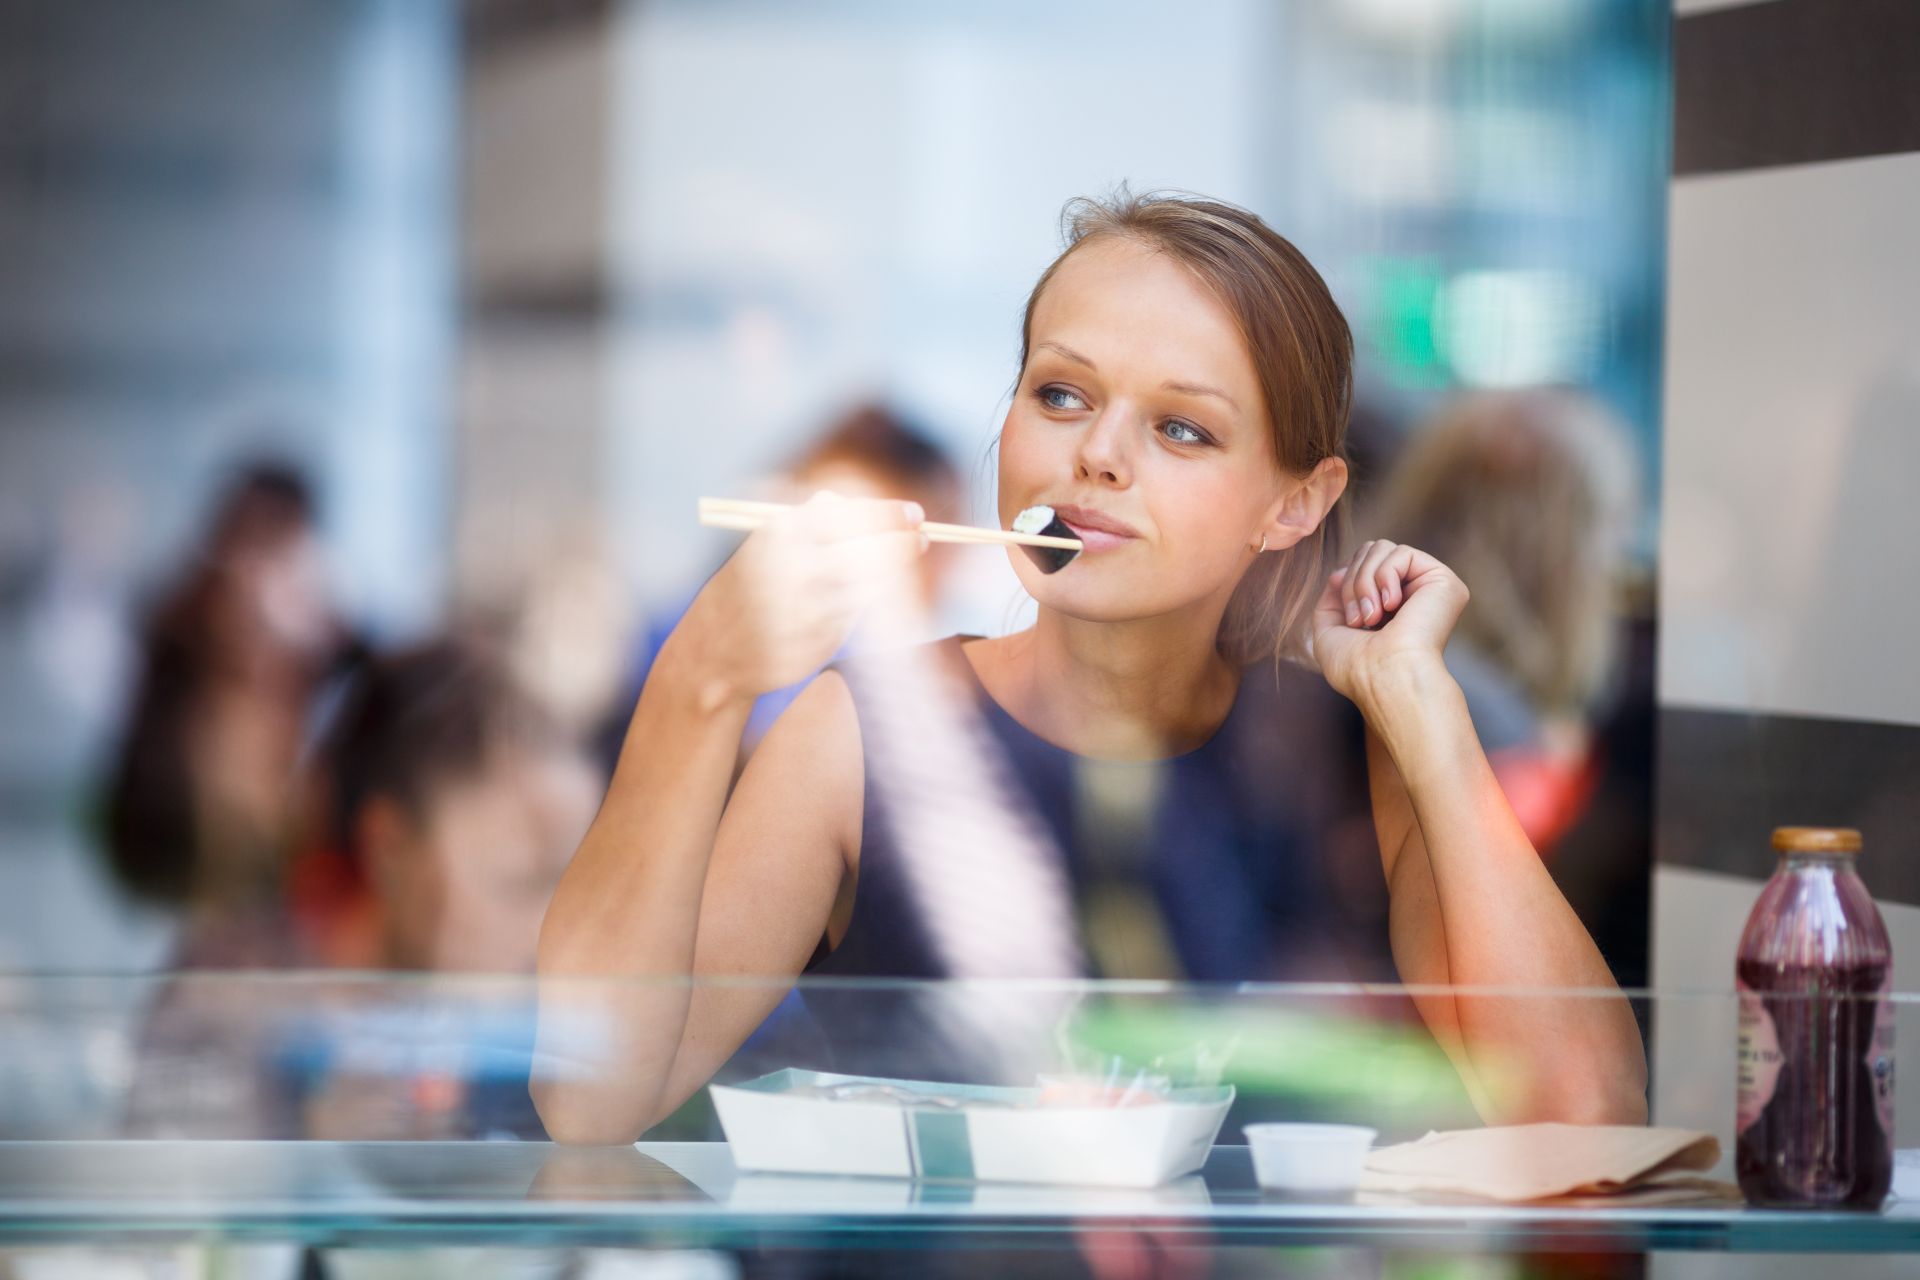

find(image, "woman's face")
[999,235,1288,624]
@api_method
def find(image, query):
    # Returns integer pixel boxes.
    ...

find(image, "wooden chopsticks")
[698,497,1082,552]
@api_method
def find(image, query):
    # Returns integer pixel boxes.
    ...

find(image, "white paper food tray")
[709,1069,1234,1188]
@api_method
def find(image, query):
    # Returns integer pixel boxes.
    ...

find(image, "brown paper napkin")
[1359,1124,1726,1203]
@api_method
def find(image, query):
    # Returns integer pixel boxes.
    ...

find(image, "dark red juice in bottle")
[1735,826,1894,1210]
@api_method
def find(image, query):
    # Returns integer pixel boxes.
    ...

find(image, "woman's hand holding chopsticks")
[682,491,929,707]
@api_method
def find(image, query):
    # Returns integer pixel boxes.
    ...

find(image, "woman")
[534,192,1647,1143]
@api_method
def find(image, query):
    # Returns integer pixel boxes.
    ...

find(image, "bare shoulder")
[726,667,865,873]
[959,630,1021,675]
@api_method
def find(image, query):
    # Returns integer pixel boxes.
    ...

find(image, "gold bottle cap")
[1771,826,1862,854]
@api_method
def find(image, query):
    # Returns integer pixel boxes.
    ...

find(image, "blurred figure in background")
[769,400,964,531]
[1367,389,1640,854]
[126,636,601,1139]
[610,401,965,767]
[99,461,357,935]
[301,635,602,973]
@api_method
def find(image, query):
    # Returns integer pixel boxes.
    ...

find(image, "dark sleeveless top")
[809,637,1393,985]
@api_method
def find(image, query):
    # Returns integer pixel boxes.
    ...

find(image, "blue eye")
[1161,419,1209,445]
[1037,385,1088,412]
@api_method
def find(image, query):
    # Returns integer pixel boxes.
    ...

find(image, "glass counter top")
[7,973,1919,1258]
[3,1140,1918,1253]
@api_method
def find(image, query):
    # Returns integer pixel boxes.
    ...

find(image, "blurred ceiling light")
[1364,257,1449,389]
[1329,101,1453,208]
[1436,269,1603,388]
[1477,0,1595,41]
[1338,0,1591,44]
[1336,0,1466,44]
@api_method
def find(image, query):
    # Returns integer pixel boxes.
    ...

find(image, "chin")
[1011,550,1193,623]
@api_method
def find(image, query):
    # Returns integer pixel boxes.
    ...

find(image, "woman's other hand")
[1307,539,1469,706]
[675,491,927,707]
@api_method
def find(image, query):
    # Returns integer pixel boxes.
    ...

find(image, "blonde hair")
[1017,190,1354,666]
[1368,390,1639,716]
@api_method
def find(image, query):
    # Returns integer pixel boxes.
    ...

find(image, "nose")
[1074,406,1132,487]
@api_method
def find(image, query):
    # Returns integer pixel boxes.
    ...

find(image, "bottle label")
[1868,976,1895,1139]
[1737,978,1784,1133]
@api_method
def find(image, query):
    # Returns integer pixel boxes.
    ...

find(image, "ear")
[1255,456,1348,553]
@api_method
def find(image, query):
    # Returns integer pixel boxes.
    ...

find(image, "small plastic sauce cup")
[1243,1123,1378,1195]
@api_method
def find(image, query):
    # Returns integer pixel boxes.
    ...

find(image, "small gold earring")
[1257,534,1268,554]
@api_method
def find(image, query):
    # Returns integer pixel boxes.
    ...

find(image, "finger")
[1320,566,1349,614]
[1353,539,1400,626]
[794,494,925,542]
[1351,537,1397,621]
[1367,549,1406,624]
[1342,541,1373,587]
[1400,543,1450,587]
[1373,545,1415,615]
[1340,542,1373,626]
[1319,565,1348,606]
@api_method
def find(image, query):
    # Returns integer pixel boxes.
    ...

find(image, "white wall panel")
[1660,152,1920,726]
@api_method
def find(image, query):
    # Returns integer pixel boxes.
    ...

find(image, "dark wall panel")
[1674,0,1920,176]
[1658,706,1920,904]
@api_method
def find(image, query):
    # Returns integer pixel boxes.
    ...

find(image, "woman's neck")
[965,607,1241,760]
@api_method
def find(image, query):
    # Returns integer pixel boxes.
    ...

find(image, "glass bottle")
[1735,826,1894,1209]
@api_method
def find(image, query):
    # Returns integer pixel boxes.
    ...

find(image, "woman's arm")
[1360,660,1647,1124]
[532,495,922,1144]
[1313,540,1647,1126]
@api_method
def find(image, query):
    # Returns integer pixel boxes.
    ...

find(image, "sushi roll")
[1012,504,1080,575]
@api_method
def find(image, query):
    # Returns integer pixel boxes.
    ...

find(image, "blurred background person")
[1366,389,1639,854]
[98,461,359,941]
[301,634,602,974]
[125,635,601,1139]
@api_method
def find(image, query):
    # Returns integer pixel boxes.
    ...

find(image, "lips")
[1050,503,1141,551]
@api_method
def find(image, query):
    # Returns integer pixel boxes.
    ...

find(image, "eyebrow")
[1035,341,1096,370]
[1033,341,1240,413]
[1163,380,1239,411]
